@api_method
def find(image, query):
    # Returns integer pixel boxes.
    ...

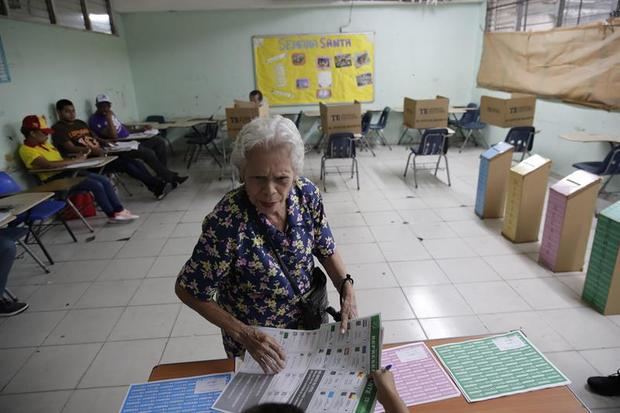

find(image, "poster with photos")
[253,32,374,105]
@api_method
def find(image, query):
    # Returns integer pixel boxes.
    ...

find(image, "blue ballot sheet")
[119,373,232,413]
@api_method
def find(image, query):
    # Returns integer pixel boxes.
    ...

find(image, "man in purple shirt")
[89,94,187,186]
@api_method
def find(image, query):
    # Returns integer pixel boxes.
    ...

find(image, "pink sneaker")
[108,209,139,224]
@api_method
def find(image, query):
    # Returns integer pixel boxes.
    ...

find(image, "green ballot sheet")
[432,331,570,402]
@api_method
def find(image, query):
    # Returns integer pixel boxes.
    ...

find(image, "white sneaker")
[108,209,139,223]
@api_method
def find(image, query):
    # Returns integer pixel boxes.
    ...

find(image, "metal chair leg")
[413,155,418,188]
[65,198,94,233]
[60,218,77,242]
[17,239,50,273]
[460,130,472,153]
[379,130,392,150]
[4,288,18,301]
[27,226,54,265]
[444,155,452,186]
[404,152,413,178]
[434,155,442,176]
[350,158,355,178]
[398,128,409,145]
[355,159,360,190]
[601,175,615,193]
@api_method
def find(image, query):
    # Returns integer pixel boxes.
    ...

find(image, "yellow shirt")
[19,142,64,181]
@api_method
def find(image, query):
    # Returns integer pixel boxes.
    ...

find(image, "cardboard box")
[319,102,361,136]
[225,102,269,138]
[480,94,536,128]
[474,142,514,219]
[403,96,449,129]
[502,154,552,243]
[539,170,601,272]
[583,202,620,315]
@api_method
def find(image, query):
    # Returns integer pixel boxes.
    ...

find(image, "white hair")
[231,115,304,177]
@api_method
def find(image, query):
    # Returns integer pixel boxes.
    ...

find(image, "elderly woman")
[176,115,357,374]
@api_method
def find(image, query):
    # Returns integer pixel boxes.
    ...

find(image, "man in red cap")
[18,115,139,223]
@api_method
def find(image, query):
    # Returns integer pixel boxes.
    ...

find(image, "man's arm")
[29,153,89,170]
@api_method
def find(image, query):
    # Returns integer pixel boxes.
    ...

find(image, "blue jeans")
[73,172,124,217]
[108,157,160,190]
[0,234,16,294]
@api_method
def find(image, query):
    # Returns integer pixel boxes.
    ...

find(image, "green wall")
[0,17,138,180]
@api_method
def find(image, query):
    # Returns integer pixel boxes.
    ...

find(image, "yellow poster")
[253,33,375,106]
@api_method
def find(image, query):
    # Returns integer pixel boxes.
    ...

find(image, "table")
[0,213,15,227]
[148,335,587,413]
[29,156,118,175]
[560,131,620,145]
[0,192,54,216]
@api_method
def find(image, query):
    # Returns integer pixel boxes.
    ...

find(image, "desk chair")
[455,103,486,152]
[184,122,222,171]
[403,128,451,188]
[145,115,174,154]
[320,133,360,192]
[368,106,392,150]
[505,126,535,162]
[0,172,77,265]
[573,147,620,194]
[0,226,50,273]
[359,112,376,157]
[294,111,303,130]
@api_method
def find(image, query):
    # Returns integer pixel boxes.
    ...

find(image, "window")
[486,0,618,32]
[0,0,116,35]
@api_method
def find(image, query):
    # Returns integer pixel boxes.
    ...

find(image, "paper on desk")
[64,159,104,169]
[127,128,159,139]
[106,141,139,152]
[213,314,382,413]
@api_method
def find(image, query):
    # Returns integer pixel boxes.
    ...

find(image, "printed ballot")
[213,314,382,413]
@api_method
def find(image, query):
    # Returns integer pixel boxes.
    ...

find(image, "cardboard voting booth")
[539,170,601,273]
[403,96,449,129]
[319,102,361,136]
[474,142,514,219]
[583,202,620,315]
[502,155,552,243]
[480,94,536,128]
[226,101,270,138]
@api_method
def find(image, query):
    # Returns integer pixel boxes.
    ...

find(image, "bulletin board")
[252,32,375,106]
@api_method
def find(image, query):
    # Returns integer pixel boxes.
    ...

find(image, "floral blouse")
[177,177,336,356]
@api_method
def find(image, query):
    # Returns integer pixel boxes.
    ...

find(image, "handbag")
[62,192,96,220]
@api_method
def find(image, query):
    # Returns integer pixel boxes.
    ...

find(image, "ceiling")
[112,0,468,13]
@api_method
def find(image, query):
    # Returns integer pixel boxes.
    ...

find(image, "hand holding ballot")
[239,325,287,374]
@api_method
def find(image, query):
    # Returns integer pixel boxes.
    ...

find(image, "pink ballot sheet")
[375,342,461,412]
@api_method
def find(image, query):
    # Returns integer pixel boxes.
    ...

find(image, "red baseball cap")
[21,115,53,134]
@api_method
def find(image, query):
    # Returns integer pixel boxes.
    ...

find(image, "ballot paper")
[106,140,139,152]
[126,128,159,140]
[213,314,382,413]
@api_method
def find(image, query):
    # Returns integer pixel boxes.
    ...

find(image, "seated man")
[19,115,139,223]
[88,94,187,186]
[0,232,28,317]
[52,99,172,200]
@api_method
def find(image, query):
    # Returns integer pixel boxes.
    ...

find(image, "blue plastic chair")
[320,133,359,192]
[403,128,451,188]
[573,147,620,194]
[456,103,486,152]
[358,111,376,157]
[505,126,536,161]
[0,226,49,273]
[0,172,76,265]
[145,115,173,154]
[368,106,392,150]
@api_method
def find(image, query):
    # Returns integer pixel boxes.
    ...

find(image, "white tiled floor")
[1,145,619,412]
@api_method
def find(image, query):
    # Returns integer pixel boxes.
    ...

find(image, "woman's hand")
[239,326,286,374]
[371,369,408,413]
[339,282,358,334]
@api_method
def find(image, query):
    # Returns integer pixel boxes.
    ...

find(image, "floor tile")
[26,282,90,311]
[378,239,430,261]
[420,316,489,339]
[79,339,166,388]
[362,211,404,226]
[332,226,375,244]
[109,304,180,341]
[5,343,101,392]
[161,335,227,363]
[337,243,385,264]
[148,255,190,278]
[409,221,457,240]
[171,222,203,238]
[483,254,551,279]
[382,319,427,344]
[478,311,572,352]
[369,224,416,243]
[579,348,620,375]
[160,237,199,256]
[0,391,71,413]
[403,285,473,318]
[354,198,393,212]
[390,260,450,287]
[0,348,35,390]
[325,201,360,216]
[388,196,427,211]
[435,207,478,221]
[44,307,124,345]
[326,213,366,228]
[557,274,586,296]
[338,288,415,321]
[338,262,398,290]
[421,238,477,259]
[131,222,177,240]
[97,257,155,281]
[129,277,178,306]
[437,257,501,283]
[398,209,442,224]
[181,209,209,223]
[508,278,582,310]
[456,281,531,314]
[463,236,520,256]
[447,220,498,238]
[46,260,109,284]
[143,211,185,225]
[540,308,620,350]
[75,280,141,308]
[0,311,66,348]
[171,306,221,337]
[116,238,166,258]
[62,386,128,413]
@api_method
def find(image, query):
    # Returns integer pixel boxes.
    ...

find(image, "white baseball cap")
[95,94,112,104]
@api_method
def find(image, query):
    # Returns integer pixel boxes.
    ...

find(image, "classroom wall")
[0,17,138,181]
[121,4,484,142]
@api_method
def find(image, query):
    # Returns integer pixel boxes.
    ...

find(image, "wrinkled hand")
[371,369,399,407]
[339,282,358,334]
[239,326,286,374]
